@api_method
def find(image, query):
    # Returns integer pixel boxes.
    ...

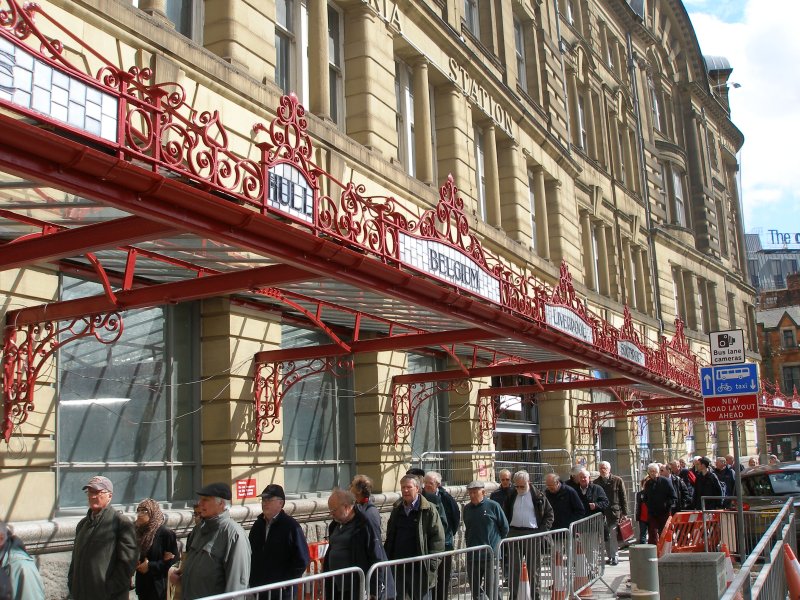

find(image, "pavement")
[583,546,634,599]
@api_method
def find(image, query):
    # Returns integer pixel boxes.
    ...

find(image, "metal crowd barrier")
[721,497,796,600]
[568,513,611,597]
[497,526,570,599]
[197,566,364,599]
[699,496,796,557]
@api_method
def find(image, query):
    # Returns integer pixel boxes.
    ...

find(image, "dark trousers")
[506,526,543,600]
[432,554,452,600]
[647,512,670,545]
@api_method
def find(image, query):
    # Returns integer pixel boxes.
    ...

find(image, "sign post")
[702,329,757,567]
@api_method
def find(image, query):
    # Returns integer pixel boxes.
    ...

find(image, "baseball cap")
[196,482,232,501]
[466,480,485,490]
[82,476,113,494]
[261,484,286,501]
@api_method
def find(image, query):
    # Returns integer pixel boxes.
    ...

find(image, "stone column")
[634,247,648,313]
[595,223,611,295]
[484,124,502,227]
[413,59,434,185]
[581,211,596,290]
[308,0,330,120]
[498,142,529,243]
[200,298,282,497]
[353,351,409,492]
[533,166,550,259]
[435,85,472,190]
[538,391,574,455]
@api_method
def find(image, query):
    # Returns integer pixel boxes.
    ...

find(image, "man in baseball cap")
[249,484,309,599]
[68,476,137,600]
[173,482,250,599]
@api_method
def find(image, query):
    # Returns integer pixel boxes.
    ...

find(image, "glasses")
[85,490,109,497]
[136,508,150,514]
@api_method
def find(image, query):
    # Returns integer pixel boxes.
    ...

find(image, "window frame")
[474,124,487,220]
[464,0,480,37]
[514,16,528,94]
[328,3,345,126]
[395,59,416,177]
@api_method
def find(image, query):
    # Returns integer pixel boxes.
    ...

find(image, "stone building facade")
[0,0,762,596]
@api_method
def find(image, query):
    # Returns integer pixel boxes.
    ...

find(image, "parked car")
[740,462,800,500]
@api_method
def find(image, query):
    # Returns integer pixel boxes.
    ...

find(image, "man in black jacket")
[692,457,723,510]
[642,464,676,544]
[325,488,394,600]
[544,473,585,530]
[249,484,310,599]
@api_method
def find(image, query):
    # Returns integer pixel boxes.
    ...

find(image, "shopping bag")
[617,516,635,543]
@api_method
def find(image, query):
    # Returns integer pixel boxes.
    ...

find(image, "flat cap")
[196,482,232,501]
[82,475,113,494]
[466,480,485,490]
[261,484,286,501]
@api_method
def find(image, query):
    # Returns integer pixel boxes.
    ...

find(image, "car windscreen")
[743,470,800,496]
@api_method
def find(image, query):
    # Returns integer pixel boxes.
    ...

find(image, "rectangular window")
[474,125,487,220]
[783,365,800,395]
[770,259,784,288]
[328,4,344,125]
[617,129,626,184]
[395,60,415,177]
[527,170,537,250]
[57,277,199,508]
[514,17,528,93]
[649,77,661,132]
[275,0,294,94]
[672,169,686,226]
[577,94,587,149]
[565,0,575,25]
[591,224,601,292]
[133,0,202,41]
[783,329,796,349]
[281,326,354,495]
[408,353,449,457]
[464,0,480,37]
[727,293,737,329]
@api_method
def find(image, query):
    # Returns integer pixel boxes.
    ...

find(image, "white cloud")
[688,1,800,233]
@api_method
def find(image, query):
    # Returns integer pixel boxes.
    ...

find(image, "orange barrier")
[301,541,329,600]
[657,511,722,557]
[785,544,800,600]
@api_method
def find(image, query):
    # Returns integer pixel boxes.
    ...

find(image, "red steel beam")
[6,264,320,326]
[0,214,177,271]
[254,328,499,362]
[480,377,634,397]
[578,397,700,412]
[392,359,584,386]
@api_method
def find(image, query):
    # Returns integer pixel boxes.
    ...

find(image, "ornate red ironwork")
[3,313,122,441]
[253,356,353,444]
[392,378,471,444]
[0,0,713,408]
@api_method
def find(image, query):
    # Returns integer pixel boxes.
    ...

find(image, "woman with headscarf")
[134,498,179,600]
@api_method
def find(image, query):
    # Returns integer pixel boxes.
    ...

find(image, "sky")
[684,0,800,238]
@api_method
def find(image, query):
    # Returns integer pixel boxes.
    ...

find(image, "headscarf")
[135,498,165,556]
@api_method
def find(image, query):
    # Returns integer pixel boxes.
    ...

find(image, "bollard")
[629,544,659,599]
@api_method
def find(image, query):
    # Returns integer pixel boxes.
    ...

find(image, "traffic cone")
[720,543,743,600]
[551,550,567,600]
[573,537,593,598]
[516,561,532,600]
[784,544,800,600]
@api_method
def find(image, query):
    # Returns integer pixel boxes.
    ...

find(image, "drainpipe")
[553,0,573,153]
[626,31,664,335]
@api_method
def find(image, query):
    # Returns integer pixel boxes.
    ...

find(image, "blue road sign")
[700,363,759,397]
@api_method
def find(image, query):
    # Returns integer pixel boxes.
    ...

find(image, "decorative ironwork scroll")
[3,313,123,442]
[253,357,353,444]
[392,378,471,444]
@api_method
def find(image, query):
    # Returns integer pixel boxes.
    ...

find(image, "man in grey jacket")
[172,482,251,600]
[68,475,138,600]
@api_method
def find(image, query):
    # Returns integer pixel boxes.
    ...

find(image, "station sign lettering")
[398,234,501,303]
[617,340,645,366]
[268,163,315,223]
[544,305,594,344]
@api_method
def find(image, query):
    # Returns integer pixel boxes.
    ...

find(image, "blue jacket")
[1,536,45,600]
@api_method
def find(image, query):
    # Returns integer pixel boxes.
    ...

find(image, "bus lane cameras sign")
[700,363,760,422]
[708,329,745,366]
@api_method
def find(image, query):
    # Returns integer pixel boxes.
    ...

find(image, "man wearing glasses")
[68,475,138,600]
[502,471,554,600]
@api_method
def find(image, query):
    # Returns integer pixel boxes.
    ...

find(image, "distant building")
[746,232,800,300]
[756,273,800,459]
